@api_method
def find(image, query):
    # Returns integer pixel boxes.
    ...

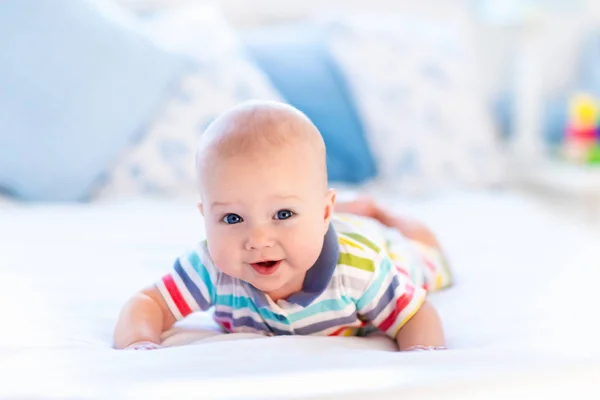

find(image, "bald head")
[196,101,328,191]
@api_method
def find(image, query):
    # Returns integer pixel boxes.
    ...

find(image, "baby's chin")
[249,281,280,295]
[247,271,307,297]
[246,275,288,292]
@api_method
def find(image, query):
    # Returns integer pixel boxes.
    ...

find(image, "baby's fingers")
[404,345,447,352]
[124,341,163,351]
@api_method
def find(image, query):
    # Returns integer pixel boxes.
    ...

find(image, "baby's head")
[196,101,336,300]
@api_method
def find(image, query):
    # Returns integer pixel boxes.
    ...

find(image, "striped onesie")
[157,214,452,338]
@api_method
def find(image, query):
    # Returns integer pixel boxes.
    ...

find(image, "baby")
[113,101,452,351]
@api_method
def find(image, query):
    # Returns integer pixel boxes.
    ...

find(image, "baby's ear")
[197,202,204,216]
[323,189,336,227]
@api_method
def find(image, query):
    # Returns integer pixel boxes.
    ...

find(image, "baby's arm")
[114,244,217,349]
[395,300,445,351]
[353,248,446,352]
[113,285,175,349]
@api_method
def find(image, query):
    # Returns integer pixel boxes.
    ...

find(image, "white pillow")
[93,3,281,200]
[326,13,506,196]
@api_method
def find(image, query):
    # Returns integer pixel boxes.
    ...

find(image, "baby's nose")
[246,225,275,250]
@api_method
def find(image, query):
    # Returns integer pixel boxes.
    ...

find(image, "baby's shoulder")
[332,215,390,287]
[176,240,221,280]
[333,214,387,258]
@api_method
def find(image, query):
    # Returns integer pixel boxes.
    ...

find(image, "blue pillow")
[0,0,186,201]
[244,24,378,184]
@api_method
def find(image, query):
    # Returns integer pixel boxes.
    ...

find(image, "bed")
[2,188,600,399]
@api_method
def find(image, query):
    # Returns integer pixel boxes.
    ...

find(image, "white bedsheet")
[2,190,600,399]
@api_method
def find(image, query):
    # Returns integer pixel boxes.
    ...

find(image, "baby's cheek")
[209,241,242,277]
[206,231,227,262]
[289,234,323,271]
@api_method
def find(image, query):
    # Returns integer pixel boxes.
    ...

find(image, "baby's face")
[199,147,334,301]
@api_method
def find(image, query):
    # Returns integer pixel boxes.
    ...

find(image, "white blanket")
[2,190,600,398]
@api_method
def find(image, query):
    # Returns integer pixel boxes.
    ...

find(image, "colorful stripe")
[213,310,288,335]
[185,252,216,301]
[294,312,357,335]
[289,296,353,323]
[392,294,425,337]
[338,236,364,250]
[342,232,380,253]
[361,277,400,322]
[338,252,375,272]
[162,274,192,317]
[377,284,415,332]
[356,256,393,309]
[173,260,211,310]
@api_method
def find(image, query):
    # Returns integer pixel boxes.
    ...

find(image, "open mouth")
[250,260,282,275]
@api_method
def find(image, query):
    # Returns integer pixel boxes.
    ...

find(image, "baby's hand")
[404,345,447,352]
[123,341,163,351]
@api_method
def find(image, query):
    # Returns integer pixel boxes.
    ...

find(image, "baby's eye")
[222,213,243,224]
[274,209,294,220]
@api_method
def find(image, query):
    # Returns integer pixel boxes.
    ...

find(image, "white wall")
[117,0,468,25]
[117,0,600,101]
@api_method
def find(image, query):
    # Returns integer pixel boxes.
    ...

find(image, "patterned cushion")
[92,4,281,199]
[326,14,506,196]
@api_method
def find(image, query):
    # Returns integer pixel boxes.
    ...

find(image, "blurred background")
[3,0,600,220]
[4,4,600,396]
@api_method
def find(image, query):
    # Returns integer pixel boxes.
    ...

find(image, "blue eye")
[275,209,294,220]
[222,213,243,224]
